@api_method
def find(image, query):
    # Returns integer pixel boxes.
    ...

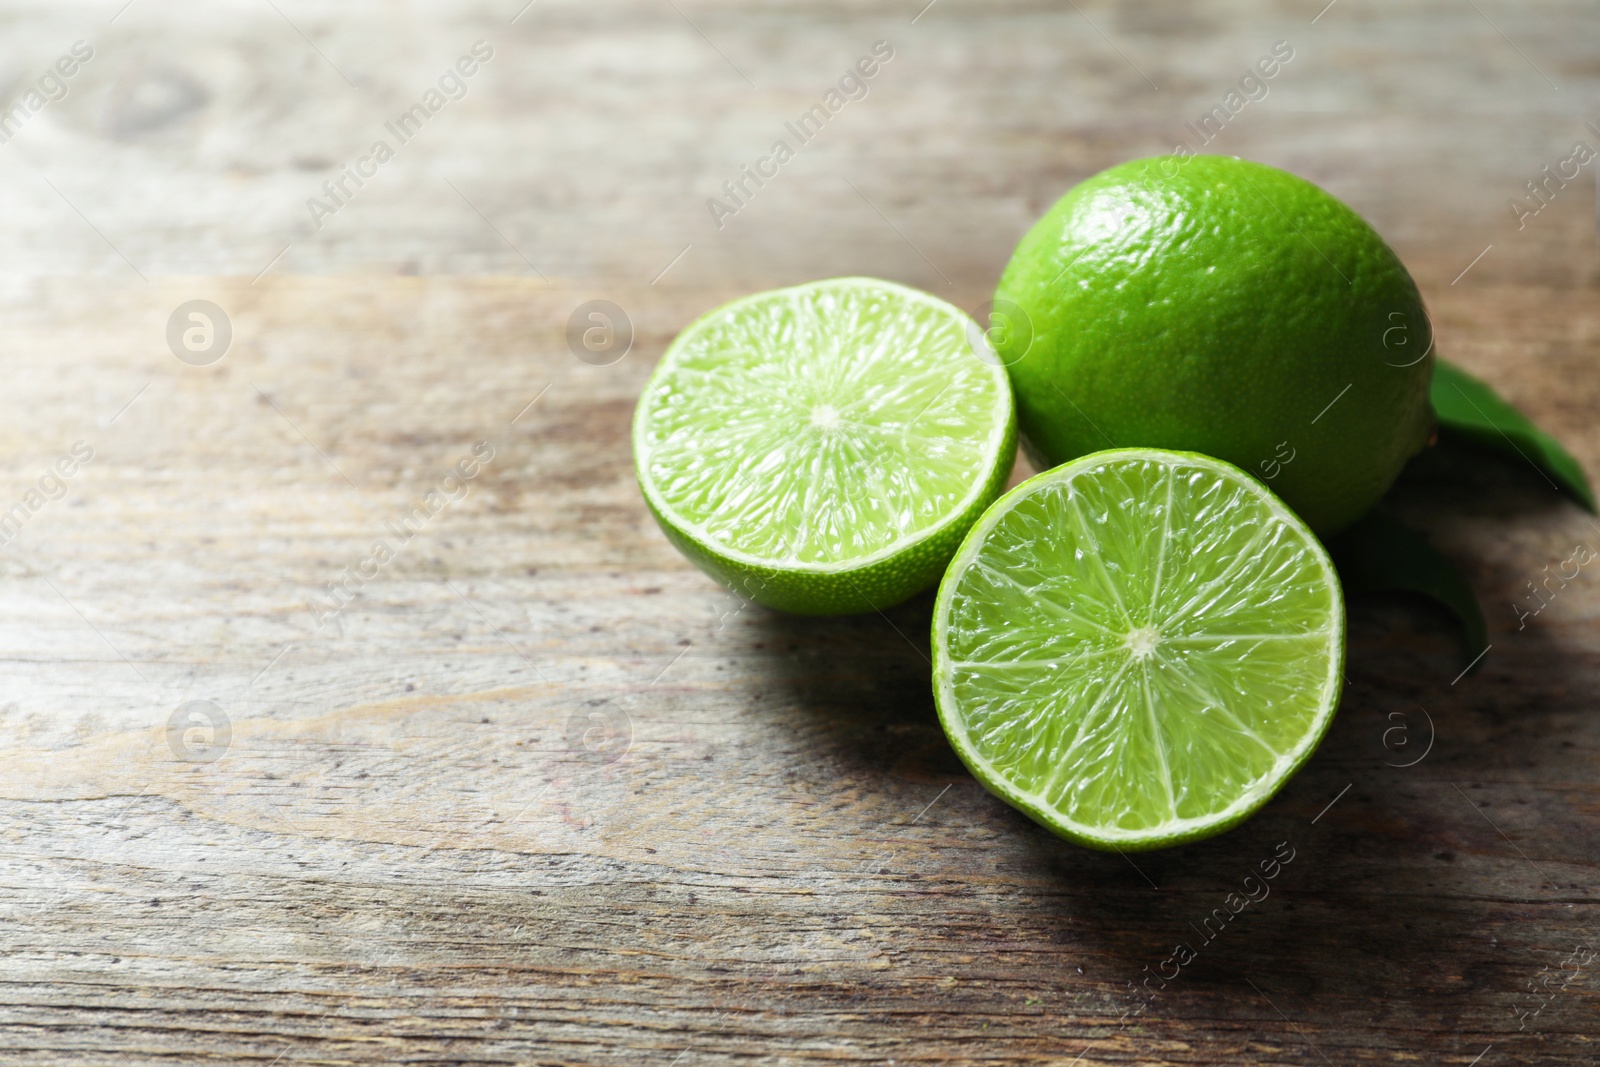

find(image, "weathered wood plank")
[0,0,1596,1062]
[0,274,1594,1066]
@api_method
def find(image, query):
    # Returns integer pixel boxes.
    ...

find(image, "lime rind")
[635,277,1017,615]
[994,154,1435,536]
[932,448,1345,851]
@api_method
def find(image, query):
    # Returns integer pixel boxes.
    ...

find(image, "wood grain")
[0,0,1597,1063]
[0,271,1593,1066]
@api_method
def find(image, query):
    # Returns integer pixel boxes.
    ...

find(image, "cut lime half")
[933,448,1344,851]
[634,278,1017,615]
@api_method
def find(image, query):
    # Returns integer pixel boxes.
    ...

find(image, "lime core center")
[1125,624,1162,659]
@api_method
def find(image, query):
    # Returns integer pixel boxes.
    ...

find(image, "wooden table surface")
[1,1,1598,1064]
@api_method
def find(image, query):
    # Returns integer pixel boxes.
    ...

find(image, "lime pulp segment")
[933,449,1344,850]
[634,278,1016,614]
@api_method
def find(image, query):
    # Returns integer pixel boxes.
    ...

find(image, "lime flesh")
[933,448,1344,850]
[634,277,1017,615]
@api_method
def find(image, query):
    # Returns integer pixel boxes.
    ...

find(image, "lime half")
[932,448,1344,850]
[634,277,1017,615]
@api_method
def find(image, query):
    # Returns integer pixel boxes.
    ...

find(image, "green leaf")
[1431,359,1595,512]
[1329,511,1488,672]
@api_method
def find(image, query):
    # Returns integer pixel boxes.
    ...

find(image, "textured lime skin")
[931,448,1347,852]
[996,155,1435,535]
[641,416,1015,615]
[634,280,1019,616]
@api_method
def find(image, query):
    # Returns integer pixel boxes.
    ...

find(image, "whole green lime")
[994,155,1435,535]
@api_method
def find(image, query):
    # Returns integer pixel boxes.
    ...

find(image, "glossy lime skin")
[995,155,1435,535]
